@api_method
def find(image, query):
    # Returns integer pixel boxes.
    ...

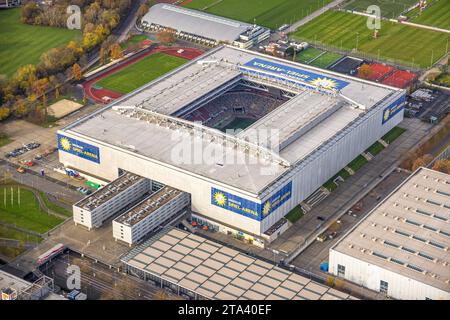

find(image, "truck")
[67,290,87,300]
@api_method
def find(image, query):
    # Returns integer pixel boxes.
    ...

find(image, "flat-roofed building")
[140,4,270,49]
[73,172,151,230]
[121,228,357,300]
[113,186,190,245]
[329,167,450,300]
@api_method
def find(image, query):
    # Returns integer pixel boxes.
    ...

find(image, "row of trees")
[0,0,132,122]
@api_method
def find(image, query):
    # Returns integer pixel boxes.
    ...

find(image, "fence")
[428,145,450,168]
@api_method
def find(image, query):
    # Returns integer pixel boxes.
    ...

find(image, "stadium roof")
[64,46,403,196]
[141,3,255,43]
[331,168,450,292]
[121,228,357,300]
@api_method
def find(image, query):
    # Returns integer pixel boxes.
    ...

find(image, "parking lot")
[405,88,450,121]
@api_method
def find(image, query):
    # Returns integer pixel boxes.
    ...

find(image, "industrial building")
[113,186,191,245]
[140,4,270,48]
[0,270,64,300]
[59,45,406,247]
[122,227,357,300]
[329,168,450,300]
[0,0,21,8]
[72,171,151,230]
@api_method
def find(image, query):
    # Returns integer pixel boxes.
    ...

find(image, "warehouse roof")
[331,167,450,292]
[141,4,254,43]
[122,228,356,300]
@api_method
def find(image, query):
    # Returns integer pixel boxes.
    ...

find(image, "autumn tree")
[156,30,175,45]
[0,107,10,121]
[411,154,434,171]
[358,64,372,80]
[432,159,450,174]
[110,43,124,60]
[137,3,149,18]
[72,63,82,81]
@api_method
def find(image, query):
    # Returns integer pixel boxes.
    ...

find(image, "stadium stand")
[183,84,289,130]
[328,56,365,75]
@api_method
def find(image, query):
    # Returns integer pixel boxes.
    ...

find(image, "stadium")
[58,46,406,247]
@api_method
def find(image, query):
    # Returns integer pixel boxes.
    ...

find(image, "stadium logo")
[213,191,227,206]
[383,108,391,122]
[262,201,272,217]
[60,137,72,151]
[309,77,339,89]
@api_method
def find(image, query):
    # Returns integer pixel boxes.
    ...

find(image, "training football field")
[407,0,450,30]
[0,8,81,77]
[344,0,418,18]
[96,53,188,94]
[291,10,449,68]
[183,0,333,29]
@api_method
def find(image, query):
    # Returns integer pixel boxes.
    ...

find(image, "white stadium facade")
[58,46,406,247]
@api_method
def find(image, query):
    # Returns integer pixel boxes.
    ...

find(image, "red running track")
[83,46,204,104]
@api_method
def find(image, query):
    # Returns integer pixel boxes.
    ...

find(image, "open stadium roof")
[141,4,256,43]
[64,46,403,196]
[331,168,450,292]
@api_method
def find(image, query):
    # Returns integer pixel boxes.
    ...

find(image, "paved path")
[287,0,346,33]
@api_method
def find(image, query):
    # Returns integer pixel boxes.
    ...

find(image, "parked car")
[317,216,325,221]
[316,234,327,242]
[16,167,26,174]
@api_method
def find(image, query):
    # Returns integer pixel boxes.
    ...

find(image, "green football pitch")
[344,0,418,18]
[96,53,188,94]
[0,8,81,77]
[220,117,256,132]
[407,0,450,30]
[183,0,333,30]
[291,10,449,68]
[0,187,63,234]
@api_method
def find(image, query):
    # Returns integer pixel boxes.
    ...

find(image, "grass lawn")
[184,0,333,30]
[309,52,343,68]
[121,34,150,49]
[0,135,13,148]
[291,10,449,68]
[39,192,72,217]
[348,155,368,172]
[96,53,187,94]
[0,224,42,259]
[366,141,385,155]
[323,169,351,191]
[382,126,406,144]
[407,0,450,30]
[285,206,304,223]
[0,187,63,234]
[0,8,81,78]
[344,0,418,18]
[433,72,450,87]
[296,47,323,64]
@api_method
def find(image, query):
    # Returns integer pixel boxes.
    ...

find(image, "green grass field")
[285,206,304,223]
[96,53,187,94]
[0,187,63,234]
[0,8,81,77]
[296,47,324,64]
[39,192,72,217]
[309,52,343,68]
[348,155,368,172]
[344,0,418,18]
[291,10,449,68]
[366,141,385,155]
[184,0,333,29]
[382,126,406,144]
[221,117,256,132]
[408,0,450,30]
